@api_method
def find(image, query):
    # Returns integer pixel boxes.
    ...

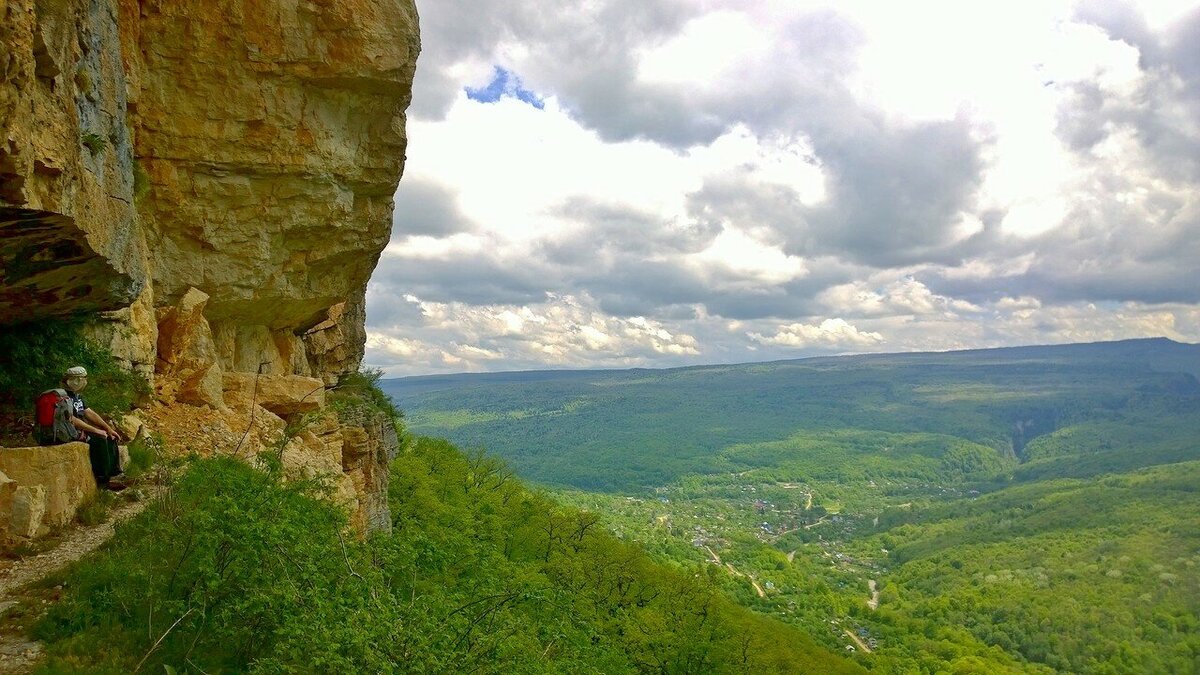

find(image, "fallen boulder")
[0,443,96,539]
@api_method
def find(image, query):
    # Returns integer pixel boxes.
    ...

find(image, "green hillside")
[385,338,1200,491]
[34,442,861,674]
[386,339,1200,672]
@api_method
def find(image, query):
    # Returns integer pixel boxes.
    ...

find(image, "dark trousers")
[87,436,121,483]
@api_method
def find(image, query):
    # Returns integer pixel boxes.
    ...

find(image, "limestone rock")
[279,413,361,528]
[0,0,147,324]
[115,413,146,442]
[304,294,368,385]
[0,443,97,538]
[119,0,420,359]
[1,0,420,535]
[0,472,18,532]
[222,373,326,417]
[156,288,224,408]
[338,406,400,533]
[9,486,47,539]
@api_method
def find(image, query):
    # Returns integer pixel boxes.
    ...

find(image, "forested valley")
[390,338,1200,673]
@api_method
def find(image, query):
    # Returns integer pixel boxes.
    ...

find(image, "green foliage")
[0,320,149,444]
[389,340,1199,491]
[35,445,863,673]
[123,433,162,480]
[132,159,151,202]
[329,368,404,435]
[37,456,385,673]
[80,132,106,155]
[868,462,1200,673]
[389,340,1200,672]
[75,490,118,527]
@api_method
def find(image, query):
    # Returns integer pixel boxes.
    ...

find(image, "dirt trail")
[0,489,158,673]
[844,629,873,653]
[706,547,765,598]
[786,550,796,563]
[867,579,879,610]
[704,545,722,565]
[803,514,829,529]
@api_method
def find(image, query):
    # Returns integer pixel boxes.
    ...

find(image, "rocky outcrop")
[0,443,97,540]
[120,0,420,378]
[1,0,146,322]
[0,0,420,533]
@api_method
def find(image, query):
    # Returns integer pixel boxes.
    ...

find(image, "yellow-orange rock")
[119,0,419,365]
[222,373,326,417]
[0,443,97,539]
[2,0,420,535]
[0,0,148,322]
[156,288,224,409]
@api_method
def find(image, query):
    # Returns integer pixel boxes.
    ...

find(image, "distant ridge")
[386,337,1200,390]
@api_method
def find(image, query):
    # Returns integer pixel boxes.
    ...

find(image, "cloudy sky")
[364,0,1200,376]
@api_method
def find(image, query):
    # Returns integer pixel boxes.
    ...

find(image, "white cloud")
[369,0,1200,375]
[366,293,700,374]
[747,318,884,349]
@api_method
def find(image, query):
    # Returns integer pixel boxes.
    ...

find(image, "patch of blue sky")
[465,66,545,110]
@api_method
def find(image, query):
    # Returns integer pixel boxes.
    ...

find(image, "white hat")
[65,366,88,377]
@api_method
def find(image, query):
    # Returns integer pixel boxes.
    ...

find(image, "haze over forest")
[368,0,1200,376]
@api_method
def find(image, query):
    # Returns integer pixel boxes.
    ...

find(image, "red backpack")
[34,389,80,445]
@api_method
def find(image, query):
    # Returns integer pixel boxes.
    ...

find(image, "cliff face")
[0,0,420,533]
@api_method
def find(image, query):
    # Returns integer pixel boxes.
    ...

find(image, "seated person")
[61,366,126,490]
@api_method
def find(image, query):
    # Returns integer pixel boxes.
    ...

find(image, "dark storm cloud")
[391,177,475,239]
[371,252,548,307]
[923,194,1200,307]
[684,116,993,269]
[1067,2,1200,181]
[549,197,720,257]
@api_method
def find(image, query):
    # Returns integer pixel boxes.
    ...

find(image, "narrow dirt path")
[844,629,873,654]
[803,514,829,529]
[704,545,722,565]
[706,547,765,597]
[0,493,154,599]
[867,579,879,610]
[0,488,160,673]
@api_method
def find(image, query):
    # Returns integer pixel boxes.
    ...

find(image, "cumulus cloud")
[364,1,1200,375]
[748,318,884,349]
[366,293,700,374]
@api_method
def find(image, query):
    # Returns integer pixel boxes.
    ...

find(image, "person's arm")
[83,409,121,441]
[70,414,109,438]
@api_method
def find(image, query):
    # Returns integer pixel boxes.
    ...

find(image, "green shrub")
[0,319,149,420]
[35,445,863,674]
[132,159,151,202]
[123,433,161,480]
[328,368,404,435]
[75,490,117,527]
[35,456,398,673]
[80,132,106,155]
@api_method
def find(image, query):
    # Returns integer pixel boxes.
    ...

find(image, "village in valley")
[553,467,973,658]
